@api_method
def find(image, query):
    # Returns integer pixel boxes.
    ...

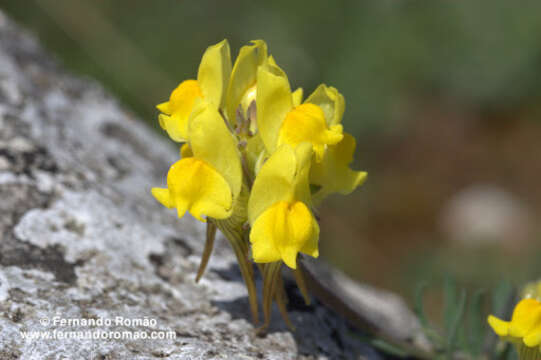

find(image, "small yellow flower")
[157,40,232,142]
[152,157,232,221]
[256,62,343,161]
[278,103,343,162]
[488,298,541,360]
[248,143,319,269]
[152,101,242,222]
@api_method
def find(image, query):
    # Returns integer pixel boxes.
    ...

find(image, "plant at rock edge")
[151,39,366,331]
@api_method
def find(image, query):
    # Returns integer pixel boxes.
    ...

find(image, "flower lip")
[278,103,343,162]
[249,200,319,269]
[156,79,203,142]
[151,157,233,222]
[488,298,541,354]
[156,39,232,142]
[169,79,203,114]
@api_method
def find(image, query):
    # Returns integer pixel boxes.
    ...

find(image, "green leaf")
[370,338,409,358]
[443,275,457,336]
[468,289,486,356]
[414,281,430,329]
[446,289,466,359]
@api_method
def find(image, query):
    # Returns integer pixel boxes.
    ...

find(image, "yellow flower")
[256,63,344,161]
[152,100,242,222]
[248,143,319,269]
[488,298,541,360]
[157,40,232,142]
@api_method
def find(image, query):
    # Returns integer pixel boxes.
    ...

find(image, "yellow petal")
[311,133,367,203]
[248,143,313,222]
[256,62,293,154]
[158,113,186,142]
[488,315,510,337]
[158,79,203,141]
[524,330,541,347]
[168,79,203,117]
[293,142,314,206]
[197,39,232,110]
[248,144,296,224]
[509,299,541,338]
[278,103,343,161]
[292,87,304,107]
[165,157,232,221]
[249,201,318,269]
[279,201,319,268]
[225,40,268,124]
[301,215,320,258]
[245,133,265,174]
[249,205,282,264]
[305,84,345,126]
[188,100,242,198]
[240,84,257,116]
[156,101,171,114]
[151,187,173,208]
[267,54,278,67]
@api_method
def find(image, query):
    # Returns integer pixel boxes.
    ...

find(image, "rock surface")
[0,10,391,360]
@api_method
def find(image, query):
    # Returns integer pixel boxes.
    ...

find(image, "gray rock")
[0,10,390,360]
[299,258,431,356]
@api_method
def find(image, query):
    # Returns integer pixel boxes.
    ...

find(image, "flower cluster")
[488,284,541,360]
[152,39,366,329]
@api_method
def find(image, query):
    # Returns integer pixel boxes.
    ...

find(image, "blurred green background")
[3,0,540,315]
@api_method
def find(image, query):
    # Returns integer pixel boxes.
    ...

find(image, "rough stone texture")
[299,259,430,355]
[0,10,394,360]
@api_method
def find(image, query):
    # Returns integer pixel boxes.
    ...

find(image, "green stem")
[275,273,294,330]
[259,261,282,332]
[216,219,258,325]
